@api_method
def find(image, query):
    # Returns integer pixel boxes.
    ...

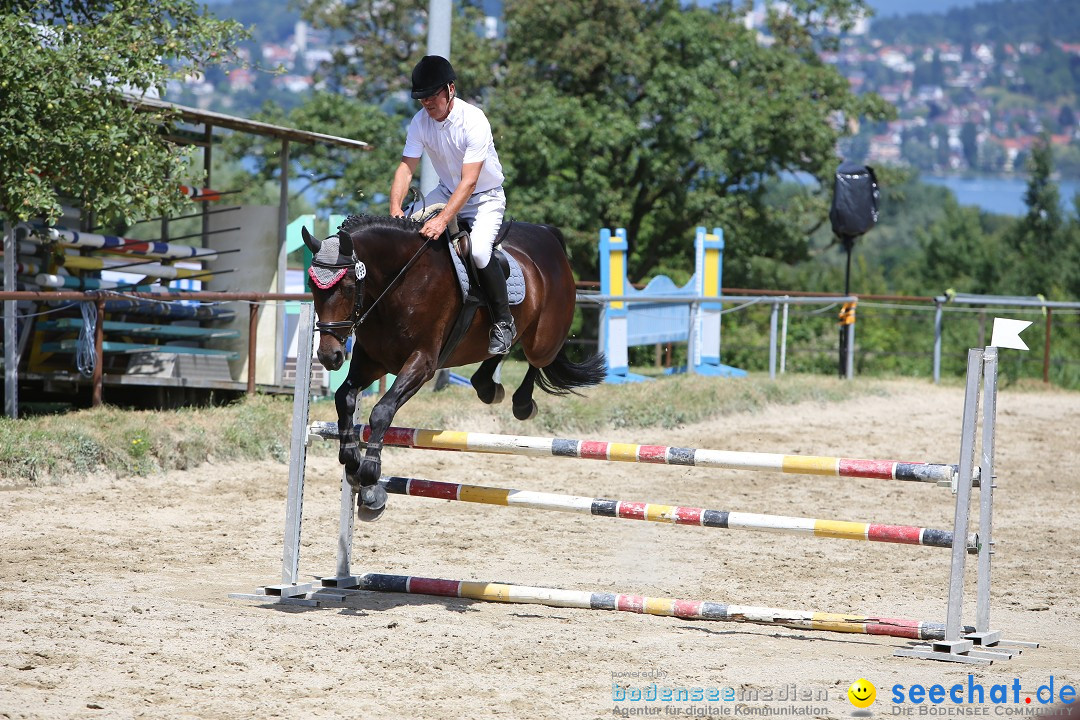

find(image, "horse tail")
[535,347,607,396]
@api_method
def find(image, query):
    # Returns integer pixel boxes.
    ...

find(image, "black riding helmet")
[411,55,456,99]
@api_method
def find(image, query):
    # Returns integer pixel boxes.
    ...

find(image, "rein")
[356,236,437,326]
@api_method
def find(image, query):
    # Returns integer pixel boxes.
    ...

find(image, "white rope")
[75,300,97,378]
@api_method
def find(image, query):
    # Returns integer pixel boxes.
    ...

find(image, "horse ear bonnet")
[309,233,350,289]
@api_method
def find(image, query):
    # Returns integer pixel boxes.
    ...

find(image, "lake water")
[923,175,1080,216]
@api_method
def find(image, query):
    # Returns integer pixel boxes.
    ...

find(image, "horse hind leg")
[511,365,540,420]
[470,355,505,404]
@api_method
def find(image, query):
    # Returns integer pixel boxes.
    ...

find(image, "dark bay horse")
[301,214,606,520]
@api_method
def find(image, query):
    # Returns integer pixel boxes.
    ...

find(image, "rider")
[388,54,516,356]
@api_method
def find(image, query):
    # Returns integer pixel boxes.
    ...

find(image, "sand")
[2,380,1078,719]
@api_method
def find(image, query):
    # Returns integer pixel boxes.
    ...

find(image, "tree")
[0,1,246,226]
[1007,135,1065,295]
[960,121,978,170]
[1059,105,1077,131]
[933,124,951,169]
[917,197,1003,293]
[488,0,894,283]
[1064,194,1080,300]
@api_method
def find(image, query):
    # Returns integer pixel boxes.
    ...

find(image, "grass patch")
[1,363,904,486]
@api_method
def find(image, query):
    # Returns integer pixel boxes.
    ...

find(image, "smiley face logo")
[848,678,876,709]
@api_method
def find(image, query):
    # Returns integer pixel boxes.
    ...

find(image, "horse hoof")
[357,484,387,523]
[359,457,382,487]
[472,380,505,405]
[513,400,538,421]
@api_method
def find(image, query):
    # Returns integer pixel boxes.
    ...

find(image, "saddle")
[408,205,524,367]
[408,204,517,286]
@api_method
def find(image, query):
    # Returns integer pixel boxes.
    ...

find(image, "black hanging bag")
[829,162,879,239]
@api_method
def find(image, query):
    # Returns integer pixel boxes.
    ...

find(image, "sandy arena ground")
[2,380,1079,719]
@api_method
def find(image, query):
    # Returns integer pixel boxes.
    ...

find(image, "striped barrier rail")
[59,254,206,280]
[20,225,221,260]
[379,476,974,549]
[335,572,972,641]
[309,422,973,487]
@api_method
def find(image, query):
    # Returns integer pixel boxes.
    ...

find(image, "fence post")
[769,301,778,380]
[598,228,634,382]
[686,301,699,376]
[92,296,105,407]
[247,303,259,395]
[1043,308,1052,385]
[780,299,789,375]
[933,299,944,384]
[845,305,855,380]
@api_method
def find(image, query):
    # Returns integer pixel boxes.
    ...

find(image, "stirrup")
[488,319,516,355]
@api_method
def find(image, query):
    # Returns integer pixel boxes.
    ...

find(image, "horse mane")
[337,213,422,245]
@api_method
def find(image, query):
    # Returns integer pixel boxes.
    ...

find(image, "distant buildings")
[175,12,1077,176]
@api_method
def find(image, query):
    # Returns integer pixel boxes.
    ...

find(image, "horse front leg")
[356,350,439,521]
[335,350,383,486]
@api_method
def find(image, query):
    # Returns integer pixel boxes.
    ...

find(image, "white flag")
[990,318,1033,351]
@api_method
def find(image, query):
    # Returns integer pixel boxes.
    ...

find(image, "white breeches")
[421,184,506,268]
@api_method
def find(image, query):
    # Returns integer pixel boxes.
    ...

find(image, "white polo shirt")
[403,99,505,193]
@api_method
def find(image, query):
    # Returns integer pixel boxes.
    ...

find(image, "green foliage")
[491,0,894,284]
[1017,42,1079,102]
[1004,136,1072,296]
[0,0,247,225]
[915,197,1007,294]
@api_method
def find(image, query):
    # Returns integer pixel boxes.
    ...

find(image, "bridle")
[309,254,366,344]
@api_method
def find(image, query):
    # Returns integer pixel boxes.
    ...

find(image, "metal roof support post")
[202,123,213,249]
[3,220,17,418]
[275,138,290,388]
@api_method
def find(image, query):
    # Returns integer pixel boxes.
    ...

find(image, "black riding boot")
[476,259,516,355]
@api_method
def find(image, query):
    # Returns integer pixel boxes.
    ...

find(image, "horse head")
[302,223,365,370]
